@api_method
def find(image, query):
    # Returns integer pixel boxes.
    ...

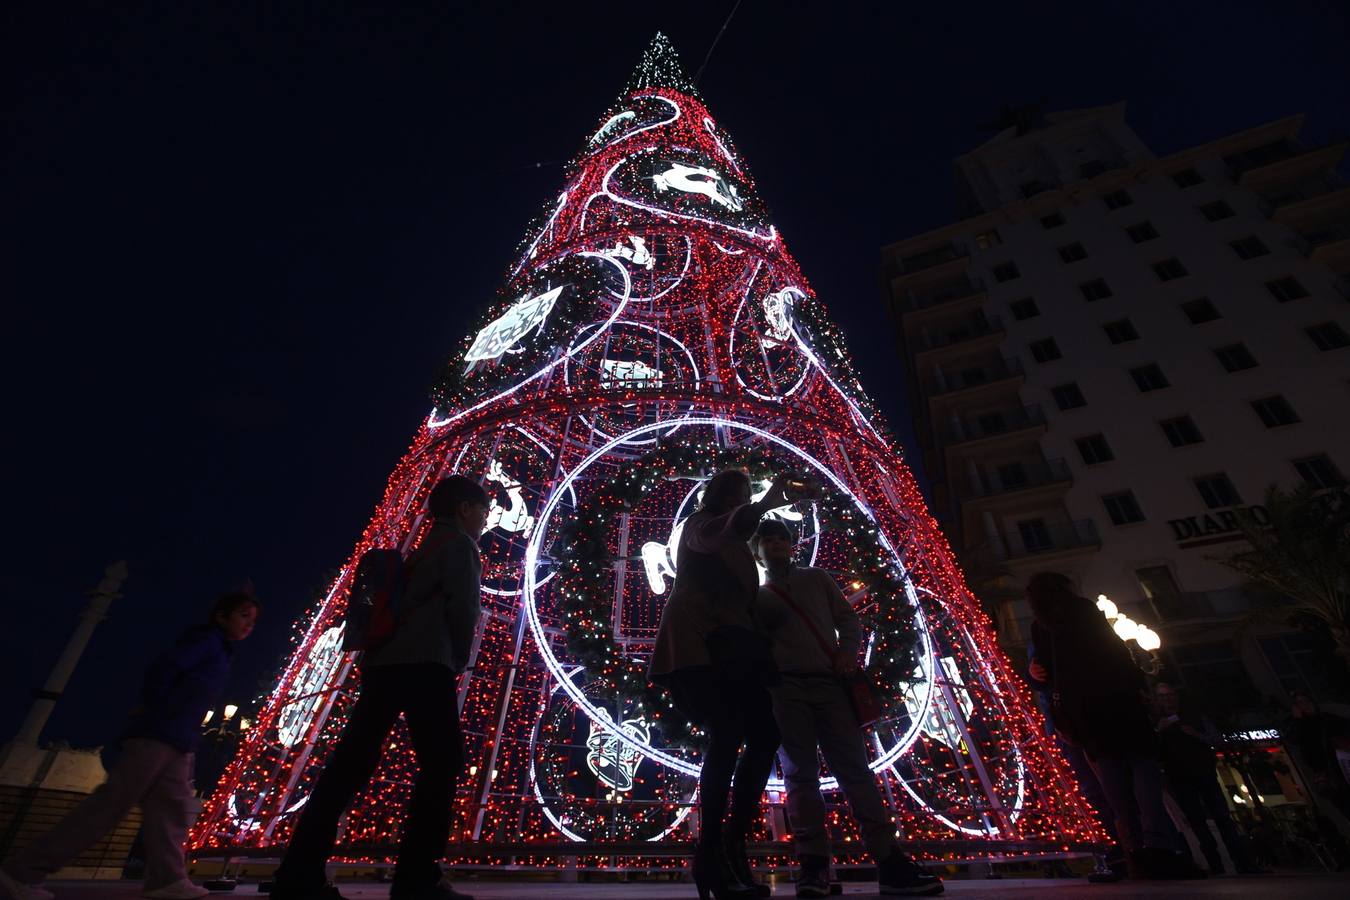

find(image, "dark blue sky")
[3,1,1347,748]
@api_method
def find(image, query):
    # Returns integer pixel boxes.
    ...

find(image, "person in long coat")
[651,468,792,899]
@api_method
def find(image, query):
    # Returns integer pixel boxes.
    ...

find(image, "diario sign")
[1167,505,1269,548]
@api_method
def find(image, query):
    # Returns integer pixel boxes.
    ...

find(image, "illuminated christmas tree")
[190,34,1108,868]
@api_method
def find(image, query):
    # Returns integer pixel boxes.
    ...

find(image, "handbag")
[766,582,881,727]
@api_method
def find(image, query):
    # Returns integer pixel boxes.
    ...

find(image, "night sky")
[4,2,1347,751]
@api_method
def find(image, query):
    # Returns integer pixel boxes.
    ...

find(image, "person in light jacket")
[270,475,489,900]
[650,468,792,899]
[752,519,942,898]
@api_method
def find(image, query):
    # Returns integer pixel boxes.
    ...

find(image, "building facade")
[881,104,1350,736]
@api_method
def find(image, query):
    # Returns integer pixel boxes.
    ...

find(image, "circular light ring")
[561,320,701,446]
[427,252,633,430]
[526,667,696,843]
[728,286,812,402]
[522,415,935,786]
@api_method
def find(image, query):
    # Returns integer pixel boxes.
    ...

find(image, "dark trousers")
[275,663,464,890]
[1087,754,1177,852]
[668,666,780,844]
[1169,771,1252,872]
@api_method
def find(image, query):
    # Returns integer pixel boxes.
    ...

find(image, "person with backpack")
[269,475,489,900]
[750,519,942,898]
[1,590,260,900]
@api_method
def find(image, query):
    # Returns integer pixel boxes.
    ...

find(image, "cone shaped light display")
[190,34,1108,865]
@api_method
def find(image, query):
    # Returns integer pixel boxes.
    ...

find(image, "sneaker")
[142,880,210,899]
[0,869,54,900]
[878,851,943,896]
[795,854,830,898]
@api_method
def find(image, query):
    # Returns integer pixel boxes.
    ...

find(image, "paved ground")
[38,873,1350,899]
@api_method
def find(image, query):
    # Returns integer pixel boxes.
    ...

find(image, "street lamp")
[1096,594,1163,673]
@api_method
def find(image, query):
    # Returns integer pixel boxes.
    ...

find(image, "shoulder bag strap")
[766,581,838,660]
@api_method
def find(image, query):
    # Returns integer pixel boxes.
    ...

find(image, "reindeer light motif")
[640,479,804,595]
[485,459,536,537]
[651,162,743,211]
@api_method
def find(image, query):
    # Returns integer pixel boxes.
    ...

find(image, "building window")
[1130,363,1170,392]
[1058,242,1088,263]
[1172,168,1204,188]
[1266,276,1309,302]
[1040,212,1066,229]
[1306,321,1350,351]
[1103,318,1139,344]
[1230,235,1270,260]
[1102,491,1146,525]
[996,462,1028,489]
[1160,416,1204,447]
[1181,297,1220,324]
[1029,337,1062,363]
[1076,433,1115,465]
[1079,278,1113,302]
[1214,342,1259,372]
[1199,200,1235,221]
[976,410,1007,434]
[1293,455,1345,489]
[974,229,1002,250]
[1009,297,1040,320]
[1137,566,1185,621]
[1193,472,1243,509]
[1126,221,1159,243]
[1017,519,1052,553]
[1250,395,1300,428]
[1152,258,1188,281]
[1102,189,1133,210]
[1051,382,1086,410]
[1260,633,1342,702]
[992,261,1021,283]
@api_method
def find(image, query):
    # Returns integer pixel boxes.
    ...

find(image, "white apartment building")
[881,103,1349,728]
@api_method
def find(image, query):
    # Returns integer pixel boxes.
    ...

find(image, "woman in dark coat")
[651,468,792,899]
[1026,572,1200,879]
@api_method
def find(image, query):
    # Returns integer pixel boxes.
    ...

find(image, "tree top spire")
[623,31,699,97]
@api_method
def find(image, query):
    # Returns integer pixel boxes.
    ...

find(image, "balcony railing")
[968,457,1072,499]
[1260,180,1349,214]
[1225,140,1299,180]
[1005,518,1100,560]
[945,404,1045,445]
[915,315,1006,353]
[898,244,964,275]
[901,277,985,314]
[1302,221,1350,249]
[1148,587,1262,623]
[927,357,1024,398]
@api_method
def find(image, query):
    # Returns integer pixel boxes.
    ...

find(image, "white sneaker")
[142,879,211,899]
[0,869,54,900]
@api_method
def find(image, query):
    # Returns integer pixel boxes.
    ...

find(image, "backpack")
[341,548,407,652]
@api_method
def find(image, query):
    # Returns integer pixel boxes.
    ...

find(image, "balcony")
[1261,182,1350,223]
[927,356,1025,399]
[1149,587,1261,623]
[944,404,1046,446]
[897,244,964,275]
[1229,140,1347,189]
[900,277,986,315]
[1291,220,1350,271]
[1004,518,1101,561]
[914,316,1006,354]
[967,457,1072,500]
